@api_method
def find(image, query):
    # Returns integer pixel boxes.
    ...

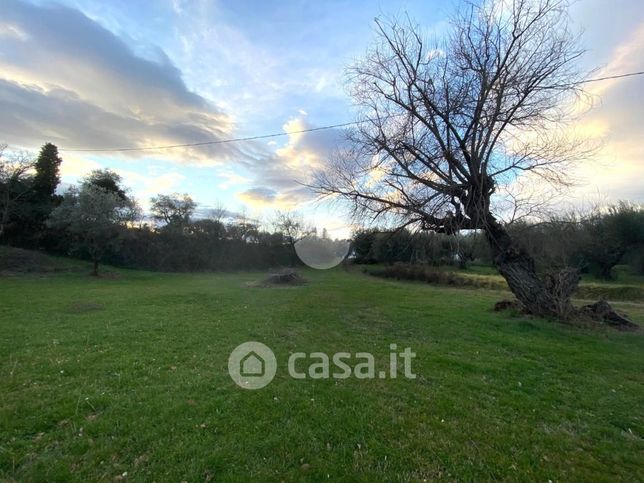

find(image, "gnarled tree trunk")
[483,218,579,319]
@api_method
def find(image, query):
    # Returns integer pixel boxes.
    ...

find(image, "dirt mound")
[248,268,307,287]
[494,299,522,312]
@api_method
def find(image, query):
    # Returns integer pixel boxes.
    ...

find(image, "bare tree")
[0,145,34,238]
[207,201,230,224]
[273,211,315,266]
[313,0,595,318]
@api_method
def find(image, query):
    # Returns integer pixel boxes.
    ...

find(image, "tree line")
[2,142,642,280]
[0,143,301,275]
[353,203,644,281]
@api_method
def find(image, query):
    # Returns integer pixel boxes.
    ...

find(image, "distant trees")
[351,228,489,267]
[371,230,414,265]
[273,211,314,265]
[0,145,34,238]
[451,232,483,269]
[150,193,196,226]
[84,169,127,200]
[47,170,140,276]
[580,203,644,279]
[352,229,378,263]
[351,204,644,282]
[1,142,63,243]
[499,204,644,279]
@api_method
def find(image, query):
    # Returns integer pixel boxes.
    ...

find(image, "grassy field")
[1,263,643,481]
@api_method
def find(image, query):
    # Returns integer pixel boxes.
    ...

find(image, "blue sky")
[1,0,643,234]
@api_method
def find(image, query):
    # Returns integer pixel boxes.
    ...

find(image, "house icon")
[240,351,265,377]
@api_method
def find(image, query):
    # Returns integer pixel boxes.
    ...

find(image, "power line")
[60,70,644,153]
[61,120,362,153]
[576,70,644,84]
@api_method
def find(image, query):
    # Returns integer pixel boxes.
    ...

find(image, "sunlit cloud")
[567,21,644,204]
[0,0,236,165]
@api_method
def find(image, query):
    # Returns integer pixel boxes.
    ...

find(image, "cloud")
[115,170,186,211]
[567,22,644,203]
[165,0,351,123]
[0,0,236,163]
[238,187,278,205]
[214,168,250,190]
[59,154,102,179]
[233,117,349,208]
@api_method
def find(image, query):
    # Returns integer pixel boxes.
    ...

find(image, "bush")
[364,263,644,301]
[365,263,480,287]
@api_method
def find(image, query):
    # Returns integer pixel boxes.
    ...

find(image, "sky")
[1,0,643,236]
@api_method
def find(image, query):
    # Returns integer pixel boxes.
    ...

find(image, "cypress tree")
[32,143,62,201]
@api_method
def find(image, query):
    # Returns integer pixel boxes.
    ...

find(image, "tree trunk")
[483,218,578,319]
[289,241,297,267]
[92,258,99,277]
[598,263,614,280]
[0,192,10,238]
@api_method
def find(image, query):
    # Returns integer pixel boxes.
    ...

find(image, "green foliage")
[150,193,196,226]
[372,230,414,264]
[84,169,128,200]
[47,172,139,275]
[581,202,644,279]
[351,229,378,263]
[31,143,62,201]
[351,228,490,267]
[0,143,64,246]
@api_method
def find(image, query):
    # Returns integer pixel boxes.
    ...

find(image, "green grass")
[1,265,643,481]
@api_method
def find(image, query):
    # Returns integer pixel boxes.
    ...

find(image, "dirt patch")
[247,268,308,288]
[65,302,105,314]
[92,271,121,280]
[494,299,522,312]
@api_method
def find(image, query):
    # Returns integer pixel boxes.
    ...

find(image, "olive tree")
[150,193,196,227]
[581,203,644,279]
[48,170,140,276]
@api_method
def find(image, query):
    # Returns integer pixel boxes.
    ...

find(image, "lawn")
[1,266,643,481]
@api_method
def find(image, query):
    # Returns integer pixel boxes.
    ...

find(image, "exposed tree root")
[580,300,639,331]
[494,297,639,331]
